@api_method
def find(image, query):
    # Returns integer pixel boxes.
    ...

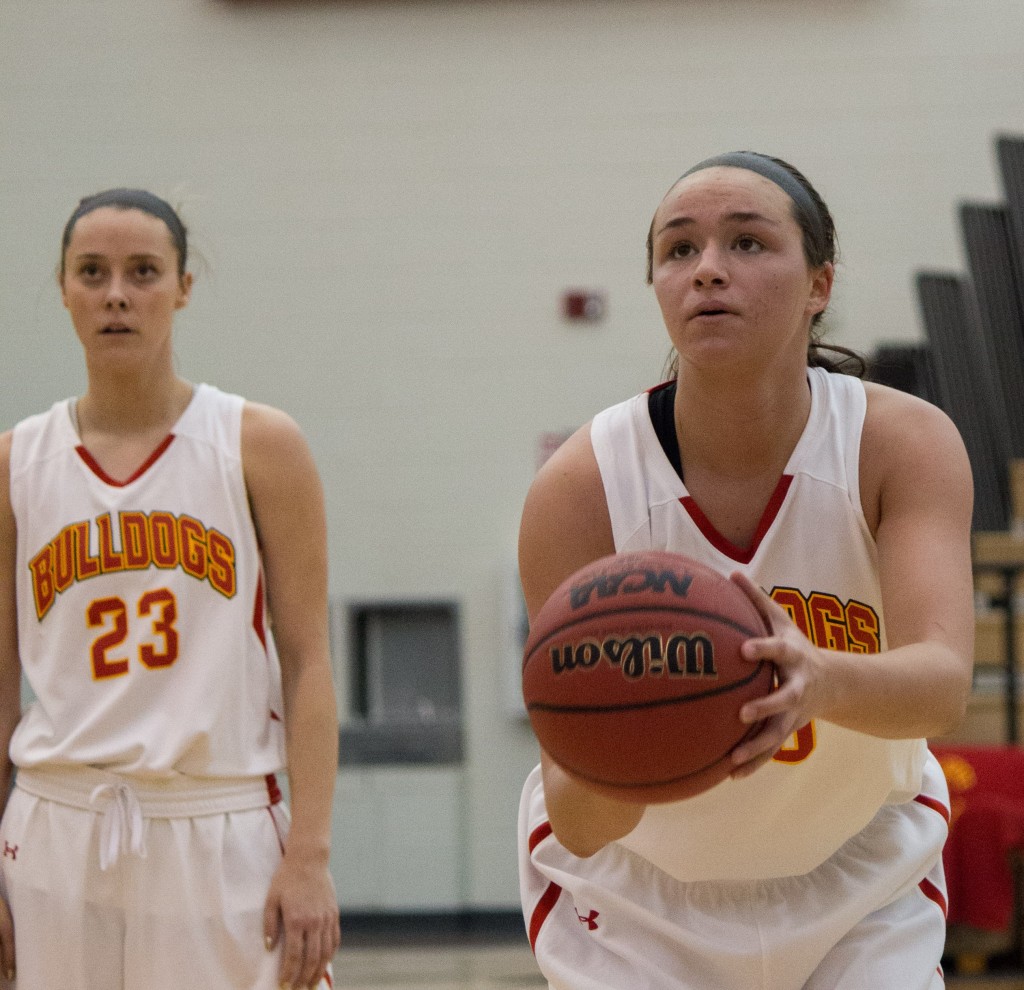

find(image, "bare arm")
[731,386,975,771]
[242,404,340,988]
[519,424,645,856]
[0,432,20,976]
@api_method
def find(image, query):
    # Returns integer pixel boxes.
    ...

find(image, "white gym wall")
[1,0,1022,911]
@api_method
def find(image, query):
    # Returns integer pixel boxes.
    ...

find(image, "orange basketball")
[522,550,774,803]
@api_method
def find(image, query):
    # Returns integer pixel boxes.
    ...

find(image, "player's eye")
[669,242,696,259]
[735,236,764,253]
[77,262,103,280]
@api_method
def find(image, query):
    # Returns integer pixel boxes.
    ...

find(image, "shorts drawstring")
[90,781,148,870]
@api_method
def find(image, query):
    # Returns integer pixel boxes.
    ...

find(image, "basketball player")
[518,152,974,988]
[0,189,340,988]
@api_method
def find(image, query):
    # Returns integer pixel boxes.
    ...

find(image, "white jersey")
[581,366,925,881]
[9,384,285,779]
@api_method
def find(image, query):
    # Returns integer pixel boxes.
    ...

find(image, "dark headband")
[62,189,188,275]
[681,152,826,254]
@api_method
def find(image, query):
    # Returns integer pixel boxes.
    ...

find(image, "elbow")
[930,658,974,738]
[933,691,971,739]
[552,819,606,859]
[543,790,644,858]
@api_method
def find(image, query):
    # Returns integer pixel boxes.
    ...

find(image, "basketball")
[522,550,774,803]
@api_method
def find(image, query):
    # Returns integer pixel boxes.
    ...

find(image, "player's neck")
[77,375,194,439]
[673,365,811,479]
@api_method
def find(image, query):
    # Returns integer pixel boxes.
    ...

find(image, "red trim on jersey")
[254,574,284,723]
[253,571,268,650]
[265,773,283,806]
[529,881,563,953]
[266,810,286,855]
[645,380,675,395]
[919,876,948,917]
[75,435,176,487]
[526,822,562,952]
[680,475,794,564]
[529,821,554,853]
[914,793,951,824]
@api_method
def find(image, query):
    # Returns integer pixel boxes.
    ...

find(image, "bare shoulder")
[241,401,308,456]
[240,402,323,521]
[518,422,614,617]
[860,381,971,530]
[0,431,13,514]
[241,401,319,478]
[862,381,966,459]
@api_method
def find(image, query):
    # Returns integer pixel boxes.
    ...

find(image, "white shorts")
[0,766,333,990]
[519,756,950,990]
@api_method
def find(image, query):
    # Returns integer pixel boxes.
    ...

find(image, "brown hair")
[647,152,864,377]
[61,188,188,279]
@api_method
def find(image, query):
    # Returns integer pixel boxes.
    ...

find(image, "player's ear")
[57,268,70,309]
[175,271,193,310]
[807,262,834,318]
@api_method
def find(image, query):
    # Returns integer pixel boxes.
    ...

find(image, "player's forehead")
[65,207,177,260]
[653,166,796,236]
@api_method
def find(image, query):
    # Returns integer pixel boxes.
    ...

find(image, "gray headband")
[681,152,826,255]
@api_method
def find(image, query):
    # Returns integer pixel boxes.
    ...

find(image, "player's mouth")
[688,299,736,320]
[101,323,134,334]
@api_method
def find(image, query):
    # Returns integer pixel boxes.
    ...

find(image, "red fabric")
[932,744,1024,931]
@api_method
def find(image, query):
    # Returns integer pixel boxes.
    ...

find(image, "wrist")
[284,833,331,865]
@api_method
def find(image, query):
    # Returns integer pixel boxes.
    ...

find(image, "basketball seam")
[523,603,766,671]
[554,720,761,790]
[525,660,770,714]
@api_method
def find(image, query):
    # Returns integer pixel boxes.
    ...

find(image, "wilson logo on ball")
[569,567,694,609]
[550,632,717,680]
[523,551,775,803]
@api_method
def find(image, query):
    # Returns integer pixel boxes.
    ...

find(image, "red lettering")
[120,512,151,569]
[88,597,130,679]
[177,516,207,579]
[149,512,178,568]
[774,722,816,764]
[54,527,75,593]
[770,586,811,639]
[138,588,179,669]
[207,530,236,597]
[808,593,849,652]
[73,521,100,580]
[96,513,125,572]
[29,547,55,619]
[846,601,881,654]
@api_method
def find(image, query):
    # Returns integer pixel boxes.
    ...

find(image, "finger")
[263,895,280,952]
[278,924,307,989]
[730,571,777,619]
[740,628,807,673]
[740,635,781,663]
[730,713,798,767]
[730,750,776,781]
[739,677,803,723]
[0,899,14,981]
[730,571,794,633]
[300,926,327,989]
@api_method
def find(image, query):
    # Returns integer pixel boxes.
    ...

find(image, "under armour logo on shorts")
[2,841,17,860]
[575,908,600,931]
